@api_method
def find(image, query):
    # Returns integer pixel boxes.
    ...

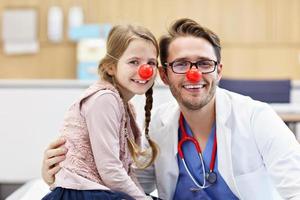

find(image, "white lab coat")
[136,87,300,200]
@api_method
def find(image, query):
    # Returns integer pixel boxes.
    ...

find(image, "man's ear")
[217,63,223,81]
[158,66,169,85]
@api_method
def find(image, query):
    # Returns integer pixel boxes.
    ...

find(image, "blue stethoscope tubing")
[178,113,217,190]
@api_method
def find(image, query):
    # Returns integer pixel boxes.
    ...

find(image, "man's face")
[160,36,222,110]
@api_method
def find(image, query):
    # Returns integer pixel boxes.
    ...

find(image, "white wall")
[0,85,85,182]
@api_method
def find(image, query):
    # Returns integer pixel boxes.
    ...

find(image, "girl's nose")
[138,64,153,80]
[186,67,202,82]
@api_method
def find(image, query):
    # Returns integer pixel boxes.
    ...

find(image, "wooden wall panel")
[222,47,300,79]
[219,0,269,44]
[270,0,300,43]
[0,44,76,79]
[0,0,300,79]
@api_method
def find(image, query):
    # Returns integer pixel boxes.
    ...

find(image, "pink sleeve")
[82,91,147,200]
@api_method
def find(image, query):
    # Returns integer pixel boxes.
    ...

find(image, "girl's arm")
[83,91,148,200]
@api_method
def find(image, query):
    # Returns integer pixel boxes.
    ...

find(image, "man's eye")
[197,60,213,67]
[174,61,188,67]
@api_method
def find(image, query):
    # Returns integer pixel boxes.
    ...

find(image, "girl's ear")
[106,64,116,76]
[158,66,169,85]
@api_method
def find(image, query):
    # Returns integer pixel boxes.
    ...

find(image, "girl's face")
[113,39,157,102]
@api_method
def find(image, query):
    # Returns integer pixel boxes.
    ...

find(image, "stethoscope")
[178,113,217,191]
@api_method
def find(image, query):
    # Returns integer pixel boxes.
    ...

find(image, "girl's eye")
[148,61,158,67]
[129,60,139,66]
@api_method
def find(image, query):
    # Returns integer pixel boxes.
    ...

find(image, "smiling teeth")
[133,80,147,84]
[184,84,204,89]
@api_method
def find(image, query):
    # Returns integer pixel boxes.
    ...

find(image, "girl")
[42,24,159,200]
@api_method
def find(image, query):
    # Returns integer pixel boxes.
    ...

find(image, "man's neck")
[180,97,216,139]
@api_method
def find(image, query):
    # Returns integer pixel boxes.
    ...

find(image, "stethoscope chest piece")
[206,171,217,184]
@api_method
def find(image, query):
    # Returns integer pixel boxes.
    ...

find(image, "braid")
[144,87,153,136]
[142,86,159,168]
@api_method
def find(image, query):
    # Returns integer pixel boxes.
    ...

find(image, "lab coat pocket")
[235,165,282,200]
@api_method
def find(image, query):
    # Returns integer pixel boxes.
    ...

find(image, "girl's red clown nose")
[138,64,153,79]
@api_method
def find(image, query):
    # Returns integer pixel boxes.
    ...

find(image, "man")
[43,18,300,199]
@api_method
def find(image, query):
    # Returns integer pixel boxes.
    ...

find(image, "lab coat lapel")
[157,102,180,199]
[160,102,181,157]
[215,87,241,198]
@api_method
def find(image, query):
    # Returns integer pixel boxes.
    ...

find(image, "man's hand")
[42,137,67,185]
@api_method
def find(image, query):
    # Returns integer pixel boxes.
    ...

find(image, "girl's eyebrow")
[126,57,157,61]
[126,56,140,60]
[148,58,157,61]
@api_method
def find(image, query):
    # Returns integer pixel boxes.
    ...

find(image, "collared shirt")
[174,118,239,200]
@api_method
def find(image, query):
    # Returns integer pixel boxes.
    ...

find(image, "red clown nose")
[138,64,153,80]
[186,68,202,82]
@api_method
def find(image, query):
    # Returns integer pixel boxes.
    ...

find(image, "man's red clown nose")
[186,68,202,82]
[138,64,153,80]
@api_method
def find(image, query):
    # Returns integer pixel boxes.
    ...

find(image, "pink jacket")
[53,81,147,199]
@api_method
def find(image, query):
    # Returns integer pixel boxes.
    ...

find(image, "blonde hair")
[98,24,159,168]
